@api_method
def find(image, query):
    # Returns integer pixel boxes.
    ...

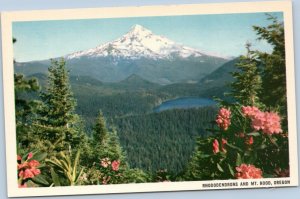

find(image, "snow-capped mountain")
[66,24,217,60]
[16,25,231,84]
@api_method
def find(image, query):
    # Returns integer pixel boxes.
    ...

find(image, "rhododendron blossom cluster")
[235,164,263,179]
[215,108,231,130]
[111,160,120,171]
[242,106,282,134]
[17,152,41,188]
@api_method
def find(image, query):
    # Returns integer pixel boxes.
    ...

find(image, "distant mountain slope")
[112,74,160,90]
[199,58,239,85]
[14,24,229,84]
[158,58,239,98]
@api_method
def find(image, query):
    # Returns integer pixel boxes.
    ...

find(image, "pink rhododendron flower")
[17,162,28,170]
[19,169,35,179]
[242,106,282,134]
[100,158,111,168]
[251,111,266,131]
[262,112,282,134]
[251,111,282,134]
[216,108,231,130]
[242,106,260,118]
[235,164,263,179]
[245,136,254,145]
[28,160,40,168]
[111,160,120,171]
[17,155,22,161]
[27,152,33,160]
[30,168,41,176]
[213,139,219,154]
[19,168,40,179]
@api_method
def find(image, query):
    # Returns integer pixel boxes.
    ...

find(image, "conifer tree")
[253,15,286,115]
[89,112,126,164]
[106,128,127,162]
[230,42,262,106]
[38,58,83,150]
[93,111,108,145]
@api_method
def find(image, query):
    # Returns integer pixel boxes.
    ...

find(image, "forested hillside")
[115,107,217,173]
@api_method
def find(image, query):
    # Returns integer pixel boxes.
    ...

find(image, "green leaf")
[228,164,235,177]
[31,174,50,186]
[50,168,61,186]
[217,163,224,172]
[226,143,243,152]
[32,152,48,162]
[199,154,210,159]
[46,159,63,170]
[75,168,84,184]
[73,150,81,182]
[247,132,260,137]
[236,153,242,166]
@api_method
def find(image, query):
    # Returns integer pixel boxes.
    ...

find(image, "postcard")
[0,1,297,197]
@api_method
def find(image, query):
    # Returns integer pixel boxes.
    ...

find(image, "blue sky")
[13,12,283,62]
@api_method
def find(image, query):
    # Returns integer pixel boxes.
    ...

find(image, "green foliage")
[122,168,150,183]
[230,43,262,107]
[115,107,217,174]
[81,113,150,185]
[39,58,77,128]
[185,104,289,181]
[184,137,217,180]
[93,111,108,145]
[46,150,84,186]
[14,73,42,147]
[37,58,87,150]
[254,15,287,117]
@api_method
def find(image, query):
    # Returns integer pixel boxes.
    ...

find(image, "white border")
[0,1,298,197]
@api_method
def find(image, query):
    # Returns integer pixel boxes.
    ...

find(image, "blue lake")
[153,97,216,112]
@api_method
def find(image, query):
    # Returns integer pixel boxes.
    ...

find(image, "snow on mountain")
[66,24,222,60]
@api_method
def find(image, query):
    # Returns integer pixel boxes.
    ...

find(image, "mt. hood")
[67,24,215,60]
[15,24,230,84]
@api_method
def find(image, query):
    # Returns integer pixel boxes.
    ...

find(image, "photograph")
[1,1,298,197]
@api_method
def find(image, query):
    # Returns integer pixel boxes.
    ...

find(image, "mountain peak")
[125,24,153,41]
[66,24,228,60]
[130,24,151,33]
